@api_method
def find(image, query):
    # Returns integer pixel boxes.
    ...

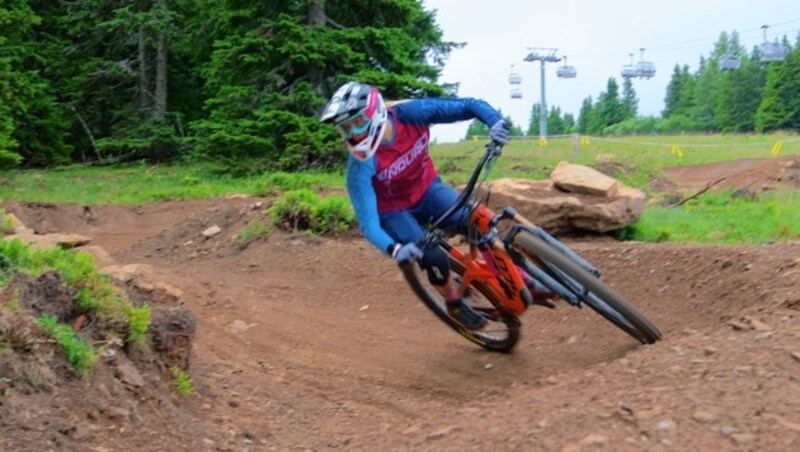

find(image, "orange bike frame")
[447,204,528,316]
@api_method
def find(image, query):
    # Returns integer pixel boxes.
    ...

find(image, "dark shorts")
[379,178,469,244]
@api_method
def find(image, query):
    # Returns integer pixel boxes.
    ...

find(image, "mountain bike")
[399,140,662,352]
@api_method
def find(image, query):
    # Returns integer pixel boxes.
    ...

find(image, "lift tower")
[524,48,561,138]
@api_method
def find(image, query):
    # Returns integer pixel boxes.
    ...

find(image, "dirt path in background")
[661,154,800,190]
[1,158,799,450]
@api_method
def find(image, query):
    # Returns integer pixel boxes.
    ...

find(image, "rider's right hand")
[392,243,423,263]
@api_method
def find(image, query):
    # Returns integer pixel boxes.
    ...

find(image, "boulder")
[7,231,92,250]
[480,177,644,234]
[77,245,116,269]
[101,263,183,303]
[101,263,156,287]
[551,161,619,197]
[152,281,184,304]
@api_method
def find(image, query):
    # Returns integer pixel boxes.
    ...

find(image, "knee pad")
[419,247,450,286]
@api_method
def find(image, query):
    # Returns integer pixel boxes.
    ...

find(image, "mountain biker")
[320,82,544,330]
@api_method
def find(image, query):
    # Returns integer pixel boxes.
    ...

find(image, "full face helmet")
[320,82,387,161]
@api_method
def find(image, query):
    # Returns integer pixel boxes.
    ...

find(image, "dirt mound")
[0,266,196,450]
[2,171,800,449]
[662,155,800,191]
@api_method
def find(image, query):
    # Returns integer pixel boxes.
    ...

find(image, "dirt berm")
[1,156,799,450]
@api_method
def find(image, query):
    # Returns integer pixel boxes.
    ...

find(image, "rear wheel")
[400,253,520,353]
[513,232,662,344]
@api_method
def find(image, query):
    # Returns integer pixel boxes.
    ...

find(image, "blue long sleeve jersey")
[346,97,503,255]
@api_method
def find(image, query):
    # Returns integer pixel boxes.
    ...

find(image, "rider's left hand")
[490,120,510,144]
[392,243,423,263]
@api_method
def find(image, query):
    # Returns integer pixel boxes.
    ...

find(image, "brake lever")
[416,232,442,253]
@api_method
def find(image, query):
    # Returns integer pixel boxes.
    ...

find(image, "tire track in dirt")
[3,198,799,450]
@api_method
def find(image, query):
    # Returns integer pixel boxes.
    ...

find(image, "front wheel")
[400,254,520,353]
[513,232,662,344]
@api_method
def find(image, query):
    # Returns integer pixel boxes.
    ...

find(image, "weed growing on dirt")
[237,219,271,243]
[125,304,151,344]
[0,238,152,344]
[269,189,355,234]
[37,315,98,376]
[619,189,800,244]
[170,366,194,396]
[0,208,13,234]
[0,254,11,289]
[3,289,20,312]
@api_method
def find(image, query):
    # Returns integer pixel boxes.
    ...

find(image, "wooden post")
[572,134,579,160]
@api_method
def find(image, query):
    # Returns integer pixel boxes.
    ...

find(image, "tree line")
[2,3,798,172]
[0,0,456,172]
[467,31,800,138]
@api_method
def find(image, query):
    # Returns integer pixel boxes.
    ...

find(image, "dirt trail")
[2,157,800,450]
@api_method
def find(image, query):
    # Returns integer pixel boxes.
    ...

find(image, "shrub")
[269,190,355,235]
[269,189,318,231]
[312,196,355,234]
[0,149,22,170]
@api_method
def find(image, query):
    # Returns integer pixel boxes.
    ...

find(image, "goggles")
[335,112,371,139]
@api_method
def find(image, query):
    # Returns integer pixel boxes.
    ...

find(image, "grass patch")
[3,134,795,205]
[0,162,344,205]
[0,238,151,345]
[124,303,152,344]
[170,366,194,396]
[0,209,13,234]
[237,219,271,243]
[2,134,799,245]
[431,133,800,190]
[37,314,98,376]
[618,189,800,244]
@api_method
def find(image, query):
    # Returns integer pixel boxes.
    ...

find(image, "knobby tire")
[513,232,662,344]
[400,254,520,353]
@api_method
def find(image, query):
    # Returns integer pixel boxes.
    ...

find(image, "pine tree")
[663,64,684,118]
[193,0,460,172]
[577,97,593,134]
[621,77,638,120]
[595,78,625,132]
[547,106,566,135]
[0,0,72,166]
[756,44,800,132]
[465,119,489,138]
[691,56,719,131]
[527,103,543,136]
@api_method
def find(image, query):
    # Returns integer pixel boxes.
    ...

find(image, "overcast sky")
[421,0,800,142]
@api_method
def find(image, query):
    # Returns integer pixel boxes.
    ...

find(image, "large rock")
[551,161,619,197]
[480,177,644,234]
[101,263,184,303]
[7,231,92,250]
[76,245,116,269]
